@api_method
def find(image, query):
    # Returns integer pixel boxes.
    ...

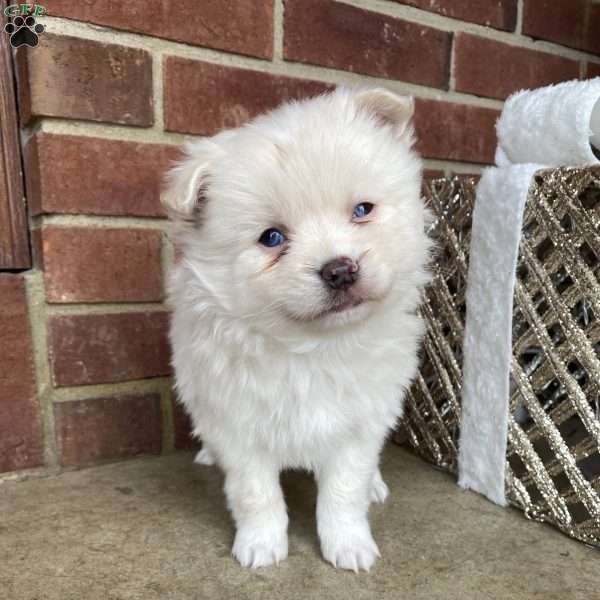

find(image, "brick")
[392,0,518,31]
[0,275,43,472]
[164,58,330,135]
[25,134,178,217]
[45,0,273,59]
[587,62,600,78]
[172,398,200,450]
[522,0,600,55]
[454,34,580,100]
[414,99,499,164]
[16,34,153,126]
[284,0,451,89]
[54,394,162,466]
[589,4,600,55]
[48,312,171,387]
[40,227,163,304]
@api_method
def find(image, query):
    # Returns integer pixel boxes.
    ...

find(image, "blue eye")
[259,228,286,247]
[352,202,374,219]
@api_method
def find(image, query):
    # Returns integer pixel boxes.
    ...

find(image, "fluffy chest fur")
[170,261,424,470]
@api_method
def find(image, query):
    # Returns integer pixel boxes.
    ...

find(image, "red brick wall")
[1,0,599,476]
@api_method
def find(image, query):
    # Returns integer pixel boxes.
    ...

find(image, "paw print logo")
[4,15,45,48]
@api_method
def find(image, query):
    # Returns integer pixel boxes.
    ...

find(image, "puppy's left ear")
[354,87,414,139]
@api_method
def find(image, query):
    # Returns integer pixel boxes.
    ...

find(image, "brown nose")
[320,256,359,290]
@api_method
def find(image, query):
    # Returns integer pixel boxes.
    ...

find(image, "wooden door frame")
[0,2,30,270]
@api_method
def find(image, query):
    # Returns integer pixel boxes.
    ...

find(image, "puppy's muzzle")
[320,257,359,290]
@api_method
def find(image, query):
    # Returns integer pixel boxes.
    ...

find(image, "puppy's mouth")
[285,294,369,323]
[327,293,365,314]
[307,290,371,321]
[284,283,385,324]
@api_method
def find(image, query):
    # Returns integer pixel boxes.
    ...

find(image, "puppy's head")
[163,87,429,335]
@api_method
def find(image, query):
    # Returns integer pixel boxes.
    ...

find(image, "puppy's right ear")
[161,139,220,220]
[353,87,414,140]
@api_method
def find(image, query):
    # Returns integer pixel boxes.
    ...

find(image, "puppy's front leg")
[224,457,288,568]
[316,442,382,572]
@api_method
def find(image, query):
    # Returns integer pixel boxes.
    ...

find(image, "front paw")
[232,525,288,569]
[320,520,380,572]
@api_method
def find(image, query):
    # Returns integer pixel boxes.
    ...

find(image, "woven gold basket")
[396,167,600,547]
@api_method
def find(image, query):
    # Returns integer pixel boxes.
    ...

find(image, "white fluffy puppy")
[163,87,431,572]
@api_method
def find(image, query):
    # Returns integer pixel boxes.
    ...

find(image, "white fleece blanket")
[457,78,600,506]
[496,77,600,167]
[458,163,542,505]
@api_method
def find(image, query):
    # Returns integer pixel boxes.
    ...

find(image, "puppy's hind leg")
[224,453,288,569]
[194,445,216,466]
[369,468,389,504]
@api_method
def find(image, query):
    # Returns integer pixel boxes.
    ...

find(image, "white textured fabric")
[591,97,600,150]
[459,79,600,505]
[458,164,542,506]
[497,78,600,167]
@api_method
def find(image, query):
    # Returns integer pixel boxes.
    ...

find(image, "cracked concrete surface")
[1,445,597,599]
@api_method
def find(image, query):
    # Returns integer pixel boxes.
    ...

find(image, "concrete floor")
[1,446,597,600]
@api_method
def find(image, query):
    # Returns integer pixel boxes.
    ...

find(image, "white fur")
[163,87,431,571]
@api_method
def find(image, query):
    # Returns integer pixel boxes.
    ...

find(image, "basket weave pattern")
[396,177,475,471]
[397,169,600,547]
